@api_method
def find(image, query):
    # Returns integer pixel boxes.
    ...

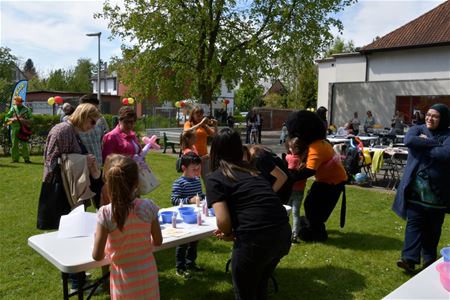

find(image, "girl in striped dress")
[93,154,163,299]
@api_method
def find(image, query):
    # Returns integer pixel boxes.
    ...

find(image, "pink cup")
[436,262,450,292]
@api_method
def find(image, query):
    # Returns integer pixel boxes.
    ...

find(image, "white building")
[316,1,450,128]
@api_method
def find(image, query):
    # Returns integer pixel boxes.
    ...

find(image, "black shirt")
[206,169,289,235]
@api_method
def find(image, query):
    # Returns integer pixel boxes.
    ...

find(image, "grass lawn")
[0,152,449,299]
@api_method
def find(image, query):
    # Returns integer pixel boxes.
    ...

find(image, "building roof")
[264,79,287,96]
[359,1,450,53]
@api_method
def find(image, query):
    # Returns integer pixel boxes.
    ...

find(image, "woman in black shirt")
[206,128,291,300]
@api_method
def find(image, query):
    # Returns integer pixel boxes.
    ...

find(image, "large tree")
[23,58,37,80]
[98,0,355,104]
[0,47,18,106]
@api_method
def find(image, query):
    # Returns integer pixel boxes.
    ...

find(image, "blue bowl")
[178,206,195,214]
[209,207,215,216]
[441,247,450,262]
[180,211,197,224]
[160,211,174,223]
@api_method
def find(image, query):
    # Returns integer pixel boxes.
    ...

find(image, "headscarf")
[430,103,449,131]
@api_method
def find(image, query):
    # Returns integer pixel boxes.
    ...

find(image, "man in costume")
[5,96,32,163]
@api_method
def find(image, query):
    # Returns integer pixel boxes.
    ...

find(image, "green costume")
[5,104,32,162]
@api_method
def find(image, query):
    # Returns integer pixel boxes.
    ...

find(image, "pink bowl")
[436,262,450,292]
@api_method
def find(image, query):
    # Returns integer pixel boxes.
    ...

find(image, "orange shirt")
[184,121,214,156]
[306,140,347,185]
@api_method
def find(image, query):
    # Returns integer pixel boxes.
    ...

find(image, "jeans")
[175,241,198,270]
[231,223,291,300]
[287,190,304,236]
[402,202,445,265]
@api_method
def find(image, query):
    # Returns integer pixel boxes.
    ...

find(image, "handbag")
[14,110,32,142]
[134,155,160,195]
[37,165,72,230]
[410,170,442,207]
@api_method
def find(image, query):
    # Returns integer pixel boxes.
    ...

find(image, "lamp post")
[86,32,102,112]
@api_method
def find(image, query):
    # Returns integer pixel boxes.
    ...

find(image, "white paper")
[58,207,97,239]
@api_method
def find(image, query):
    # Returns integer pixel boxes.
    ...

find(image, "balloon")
[223,99,230,105]
[175,101,181,108]
[128,97,135,105]
[122,98,129,105]
[141,135,160,156]
[47,97,55,105]
[180,101,185,108]
[54,96,63,105]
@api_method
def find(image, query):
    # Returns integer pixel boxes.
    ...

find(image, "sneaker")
[69,280,94,294]
[176,269,192,279]
[397,259,416,274]
[291,234,299,244]
[187,264,205,272]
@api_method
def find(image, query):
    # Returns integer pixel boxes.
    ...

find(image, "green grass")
[0,153,449,299]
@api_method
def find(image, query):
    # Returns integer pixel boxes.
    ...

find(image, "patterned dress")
[97,199,160,299]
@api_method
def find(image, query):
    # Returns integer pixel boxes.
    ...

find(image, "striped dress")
[98,198,160,299]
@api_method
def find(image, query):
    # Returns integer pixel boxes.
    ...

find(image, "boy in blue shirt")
[170,152,205,278]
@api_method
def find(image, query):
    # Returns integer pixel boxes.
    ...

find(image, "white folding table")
[28,205,217,300]
[383,258,449,299]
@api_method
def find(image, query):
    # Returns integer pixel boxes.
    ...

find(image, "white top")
[383,258,448,299]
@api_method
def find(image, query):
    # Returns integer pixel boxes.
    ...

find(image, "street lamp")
[86,32,102,112]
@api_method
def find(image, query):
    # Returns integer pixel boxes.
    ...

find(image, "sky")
[0,0,446,77]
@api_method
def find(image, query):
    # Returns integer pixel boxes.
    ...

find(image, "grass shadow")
[273,265,366,299]
[325,230,403,250]
[0,163,20,168]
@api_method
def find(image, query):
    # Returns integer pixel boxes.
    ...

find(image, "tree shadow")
[325,230,403,250]
[0,163,19,168]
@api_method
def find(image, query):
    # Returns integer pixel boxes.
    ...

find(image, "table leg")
[77,272,84,300]
[61,272,69,300]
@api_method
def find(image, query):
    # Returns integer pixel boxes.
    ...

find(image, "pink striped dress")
[98,198,160,299]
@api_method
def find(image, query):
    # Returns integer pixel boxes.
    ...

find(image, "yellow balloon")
[175,101,181,108]
[128,97,135,104]
[47,97,55,105]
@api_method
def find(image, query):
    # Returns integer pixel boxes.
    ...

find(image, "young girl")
[180,130,198,155]
[285,137,307,243]
[92,154,162,299]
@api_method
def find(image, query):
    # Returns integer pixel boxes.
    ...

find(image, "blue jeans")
[231,223,291,300]
[175,241,198,270]
[287,190,304,236]
[402,203,445,265]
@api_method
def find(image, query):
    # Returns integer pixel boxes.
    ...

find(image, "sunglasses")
[122,119,136,124]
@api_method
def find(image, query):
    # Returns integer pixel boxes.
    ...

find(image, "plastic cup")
[441,247,450,262]
[436,262,450,292]
[160,211,174,224]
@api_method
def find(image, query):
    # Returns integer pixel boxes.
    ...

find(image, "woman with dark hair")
[184,105,217,178]
[393,103,450,273]
[206,128,291,300]
[286,110,347,241]
[102,106,141,161]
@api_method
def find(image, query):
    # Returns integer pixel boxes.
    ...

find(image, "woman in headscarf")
[394,103,450,273]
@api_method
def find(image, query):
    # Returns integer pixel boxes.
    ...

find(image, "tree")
[67,58,94,92]
[46,69,68,91]
[97,0,355,105]
[0,47,18,106]
[234,82,264,112]
[263,93,286,109]
[23,58,37,80]
[323,36,355,58]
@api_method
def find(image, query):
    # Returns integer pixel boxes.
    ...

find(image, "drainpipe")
[364,54,369,82]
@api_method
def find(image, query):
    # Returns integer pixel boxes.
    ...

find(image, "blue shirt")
[171,176,204,206]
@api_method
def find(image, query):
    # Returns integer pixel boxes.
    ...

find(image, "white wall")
[331,79,450,128]
[368,46,450,81]
[317,60,336,108]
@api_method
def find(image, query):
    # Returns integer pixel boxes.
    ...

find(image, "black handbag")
[36,165,71,230]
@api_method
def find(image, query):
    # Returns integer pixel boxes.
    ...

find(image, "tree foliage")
[323,36,355,58]
[234,82,264,112]
[23,59,37,80]
[98,0,355,105]
[0,47,18,105]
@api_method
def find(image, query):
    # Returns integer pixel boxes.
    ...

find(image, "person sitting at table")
[351,112,361,135]
[393,103,450,274]
[93,154,162,299]
[364,110,376,133]
[170,152,205,279]
[206,128,291,300]
[336,122,354,136]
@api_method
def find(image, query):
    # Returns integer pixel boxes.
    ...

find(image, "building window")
[113,78,117,91]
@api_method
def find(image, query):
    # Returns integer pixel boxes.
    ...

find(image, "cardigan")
[392,125,450,219]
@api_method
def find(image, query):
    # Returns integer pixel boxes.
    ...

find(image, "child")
[180,130,198,155]
[285,137,307,243]
[279,122,288,145]
[92,154,162,299]
[250,122,258,144]
[170,152,205,278]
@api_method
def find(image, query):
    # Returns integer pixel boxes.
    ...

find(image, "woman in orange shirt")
[184,106,217,178]
[287,110,348,242]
